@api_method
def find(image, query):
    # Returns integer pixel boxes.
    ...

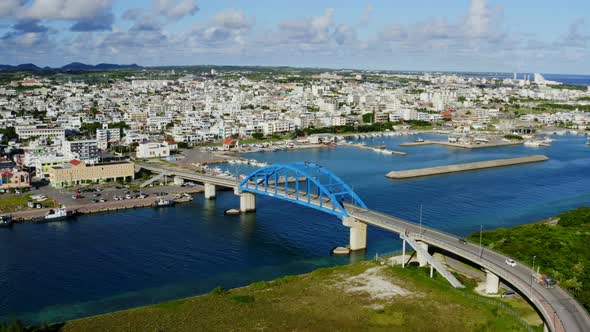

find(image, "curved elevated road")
[138,163,590,331]
[346,206,590,332]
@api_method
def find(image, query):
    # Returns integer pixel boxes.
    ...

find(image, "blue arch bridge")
[137,161,590,332]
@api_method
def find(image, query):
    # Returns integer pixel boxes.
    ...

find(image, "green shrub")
[231,295,255,304]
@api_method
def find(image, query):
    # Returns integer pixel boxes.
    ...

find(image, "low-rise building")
[15,125,65,141]
[48,160,134,187]
[136,141,171,159]
[0,169,30,189]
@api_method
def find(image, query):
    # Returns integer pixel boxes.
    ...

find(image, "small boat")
[44,206,76,221]
[524,140,540,147]
[415,138,425,143]
[153,198,176,207]
[0,214,13,228]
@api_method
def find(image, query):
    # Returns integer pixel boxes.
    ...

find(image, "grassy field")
[0,194,56,213]
[468,206,590,311]
[62,260,541,332]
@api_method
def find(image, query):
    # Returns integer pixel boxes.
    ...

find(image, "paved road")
[137,163,590,332]
[346,206,590,332]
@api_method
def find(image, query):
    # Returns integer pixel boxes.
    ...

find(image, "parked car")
[502,290,516,298]
[505,258,517,267]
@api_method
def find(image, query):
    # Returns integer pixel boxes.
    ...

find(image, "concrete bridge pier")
[415,241,429,267]
[484,269,500,294]
[173,177,184,186]
[342,217,367,251]
[240,192,256,213]
[204,183,216,200]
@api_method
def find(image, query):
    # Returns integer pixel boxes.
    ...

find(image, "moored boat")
[43,206,77,221]
[0,214,13,228]
[153,198,176,207]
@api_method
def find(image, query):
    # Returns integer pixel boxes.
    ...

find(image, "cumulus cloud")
[22,0,113,20]
[188,9,253,47]
[358,3,373,27]
[13,19,49,33]
[559,18,590,48]
[279,8,335,44]
[0,0,116,31]
[155,0,199,19]
[70,13,114,31]
[0,0,23,17]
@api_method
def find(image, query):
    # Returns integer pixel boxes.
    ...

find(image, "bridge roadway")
[345,206,590,332]
[137,163,238,188]
[137,163,589,332]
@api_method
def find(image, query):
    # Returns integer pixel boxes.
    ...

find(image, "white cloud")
[279,8,335,44]
[155,0,198,19]
[22,0,113,20]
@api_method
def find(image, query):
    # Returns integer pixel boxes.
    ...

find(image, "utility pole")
[531,255,537,294]
[419,204,423,235]
[479,224,483,258]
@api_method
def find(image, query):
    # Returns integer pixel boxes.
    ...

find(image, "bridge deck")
[136,162,590,332]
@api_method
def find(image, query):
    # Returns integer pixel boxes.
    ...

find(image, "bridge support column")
[173,177,184,186]
[484,269,500,294]
[240,192,256,213]
[342,217,367,251]
[402,239,406,268]
[204,183,216,200]
[416,241,429,267]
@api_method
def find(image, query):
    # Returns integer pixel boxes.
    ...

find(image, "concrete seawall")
[386,155,549,179]
[399,140,523,149]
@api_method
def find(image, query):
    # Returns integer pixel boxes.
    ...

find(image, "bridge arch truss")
[238,162,367,218]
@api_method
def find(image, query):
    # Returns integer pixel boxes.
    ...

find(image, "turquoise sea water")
[1,133,589,324]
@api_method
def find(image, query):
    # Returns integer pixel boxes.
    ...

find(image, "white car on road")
[505,258,517,267]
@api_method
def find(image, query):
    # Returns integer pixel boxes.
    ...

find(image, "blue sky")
[1,0,589,74]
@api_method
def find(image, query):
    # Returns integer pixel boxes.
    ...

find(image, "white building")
[261,121,295,135]
[63,139,100,163]
[136,141,171,159]
[15,125,65,141]
[96,124,121,150]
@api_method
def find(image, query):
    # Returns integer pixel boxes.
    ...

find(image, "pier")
[399,140,523,149]
[386,155,549,179]
[340,142,406,155]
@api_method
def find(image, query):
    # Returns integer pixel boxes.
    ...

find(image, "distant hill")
[0,62,142,71]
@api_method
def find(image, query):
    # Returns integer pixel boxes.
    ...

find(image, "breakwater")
[386,155,549,179]
[399,140,523,149]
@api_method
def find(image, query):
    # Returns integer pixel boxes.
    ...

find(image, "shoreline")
[8,186,204,222]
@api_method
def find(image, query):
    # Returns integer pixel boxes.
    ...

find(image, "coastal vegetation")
[469,207,590,311]
[0,194,56,213]
[60,261,539,332]
[503,134,524,140]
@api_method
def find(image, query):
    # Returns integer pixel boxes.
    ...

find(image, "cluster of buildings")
[0,70,589,189]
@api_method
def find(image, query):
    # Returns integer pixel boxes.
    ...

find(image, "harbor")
[385,155,550,179]
[399,139,524,149]
[7,187,202,222]
[339,142,407,155]
[1,133,588,325]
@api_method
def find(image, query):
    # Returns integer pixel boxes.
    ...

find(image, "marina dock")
[399,140,523,149]
[386,155,549,179]
[340,142,407,155]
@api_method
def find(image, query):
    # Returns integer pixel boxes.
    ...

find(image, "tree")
[362,113,374,124]
[80,122,102,136]
[0,127,17,143]
[252,132,264,139]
